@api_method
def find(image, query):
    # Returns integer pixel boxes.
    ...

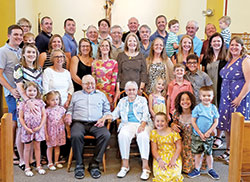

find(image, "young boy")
[167,63,193,117]
[23,32,35,44]
[188,86,219,180]
[219,16,231,48]
[165,19,179,58]
[184,54,213,103]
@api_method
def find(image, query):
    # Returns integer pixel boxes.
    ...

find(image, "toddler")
[165,19,179,58]
[219,16,231,48]
[44,91,67,170]
[23,32,35,44]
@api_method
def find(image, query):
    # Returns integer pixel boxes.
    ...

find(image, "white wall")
[16,0,208,42]
[227,0,250,33]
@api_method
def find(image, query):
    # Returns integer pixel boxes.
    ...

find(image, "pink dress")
[46,106,66,147]
[19,99,46,143]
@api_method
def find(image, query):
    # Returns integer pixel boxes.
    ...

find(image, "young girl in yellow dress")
[150,112,183,182]
[148,77,167,119]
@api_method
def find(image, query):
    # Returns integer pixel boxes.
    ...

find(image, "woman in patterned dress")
[92,39,118,105]
[146,37,174,95]
[217,36,250,163]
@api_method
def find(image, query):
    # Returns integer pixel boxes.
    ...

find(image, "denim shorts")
[5,95,17,121]
[191,134,214,155]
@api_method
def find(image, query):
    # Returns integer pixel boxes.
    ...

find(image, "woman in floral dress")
[92,39,118,105]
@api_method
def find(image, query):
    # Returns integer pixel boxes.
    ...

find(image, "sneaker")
[208,169,220,180]
[188,168,200,178]
[117,167,130,178]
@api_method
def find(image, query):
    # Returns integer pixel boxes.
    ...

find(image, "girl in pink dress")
[44,91,66,170]
[19,82,46,177]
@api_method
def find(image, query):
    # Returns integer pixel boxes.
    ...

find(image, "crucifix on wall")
[104,0,114,24]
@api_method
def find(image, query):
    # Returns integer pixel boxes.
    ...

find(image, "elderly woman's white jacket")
[111,95,152,131]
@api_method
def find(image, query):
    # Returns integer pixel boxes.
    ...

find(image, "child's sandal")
[36,166,46,175]
[212,137,223,149]
[55,162,63,168]
[47,163,56,171]
[24,168,34,177]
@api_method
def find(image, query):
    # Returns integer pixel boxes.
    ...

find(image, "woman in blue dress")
[217,36,250,163]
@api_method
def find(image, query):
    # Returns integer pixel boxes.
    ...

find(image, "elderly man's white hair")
[82,74,95,83]
[187,20,199,29]
[125,81,138,90]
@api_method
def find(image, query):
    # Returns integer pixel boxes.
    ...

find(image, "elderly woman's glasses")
[53,55,65,59]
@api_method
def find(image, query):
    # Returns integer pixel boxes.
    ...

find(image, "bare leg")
[33,141,41,167]
[13,121,17,159]
[47,147,53,164]
[16,128,24,164]
[142,159,150,170]
[54,146,60,163]
[194,154,202,170]
[122,159,129,168]
[24,143,31,169]
[206,155,213,169]
[29,143,35,163]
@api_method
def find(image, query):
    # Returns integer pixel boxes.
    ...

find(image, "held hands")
[157,158,167,171]
[26,128,34,134]
[137,124,145,133]
[204,131,211,138]
[33,127,40,132]
[199,132,206,141]
[168,158,178,168]
[95,118,106,127]
[171,123,181,133]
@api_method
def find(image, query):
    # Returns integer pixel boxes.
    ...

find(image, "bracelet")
[156,157,162,162]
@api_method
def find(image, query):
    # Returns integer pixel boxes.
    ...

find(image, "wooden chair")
[114,90,149,158]
[0,113,13,182]
[232,32,250,55]
[67,120,111,173]
[228,112,250,182]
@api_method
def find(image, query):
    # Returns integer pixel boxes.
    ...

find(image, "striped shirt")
[221,27,231,48]
[166,32,178,58]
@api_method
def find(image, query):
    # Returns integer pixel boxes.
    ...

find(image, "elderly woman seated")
[102,81,152,180]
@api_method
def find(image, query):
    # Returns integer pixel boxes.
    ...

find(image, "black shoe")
[88,167,101,179]
[74,165,85,179]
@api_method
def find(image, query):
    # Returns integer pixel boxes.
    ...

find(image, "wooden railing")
[0,113,13,182]
[229,112,250,182]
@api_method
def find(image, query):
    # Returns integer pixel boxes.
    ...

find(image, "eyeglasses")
[83,82,95,85]
[127,88,137,92]
[53,55,65,59]
[187,61,197,65]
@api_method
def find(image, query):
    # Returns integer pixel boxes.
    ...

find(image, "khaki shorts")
[191,134,214,155]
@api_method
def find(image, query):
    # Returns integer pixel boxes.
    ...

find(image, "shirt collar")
[5,43,21,52]
[64,33,75,41]
[173,79,189,85]
[82,89,97,95]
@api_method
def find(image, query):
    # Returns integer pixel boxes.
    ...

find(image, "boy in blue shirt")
[188,86,220,180]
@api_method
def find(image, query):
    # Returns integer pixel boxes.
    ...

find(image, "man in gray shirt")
[64,75,111,179]
[0,24,23,163]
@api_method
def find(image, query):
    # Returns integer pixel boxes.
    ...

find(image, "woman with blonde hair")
[146,37,174,94]
[171,35,194,65]
[39,34,70,70]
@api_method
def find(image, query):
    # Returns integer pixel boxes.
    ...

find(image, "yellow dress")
[150,130,184,182]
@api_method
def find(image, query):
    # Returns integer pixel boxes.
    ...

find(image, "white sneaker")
[140,169,151,180]
[117,167,130,178]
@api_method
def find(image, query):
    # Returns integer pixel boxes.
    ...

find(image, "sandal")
[55,162,63,168]
[47,163,56,171]
[217,149,230,161]
[13,158,20,165]
[36,166,46,175]
[18,162,25,171]
[213,137,223,149]
[30,161,36,168]
[24,168,34,177]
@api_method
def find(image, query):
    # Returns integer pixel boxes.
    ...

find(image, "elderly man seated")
[64,75,111,179]
[101,81,152,180]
